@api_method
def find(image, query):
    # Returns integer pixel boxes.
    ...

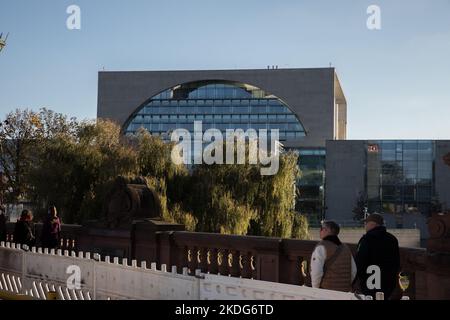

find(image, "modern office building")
[325,140,450,236]
[97,68,347,147]
[97,68,450,234]
[97,68,345,223]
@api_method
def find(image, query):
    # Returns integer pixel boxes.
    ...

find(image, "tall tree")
[29,119,138,223]
[134,129,196,230]
[249,151,304,238]
[185,147,308,239]
[0,108,76,203]
[3,108,309,239]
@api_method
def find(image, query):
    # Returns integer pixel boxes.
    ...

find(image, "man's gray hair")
[321,220,340,235]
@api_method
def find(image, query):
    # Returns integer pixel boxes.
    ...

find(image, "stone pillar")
[131,219,184,266]
[255,239,282,283]
[426,213,450,299]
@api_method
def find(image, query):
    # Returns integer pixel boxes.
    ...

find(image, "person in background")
[41,206,62,249]
[0,205,7,242]
[356,213,400,300]
[0,172,6,242]
[13,210,36,247]
[310,220,357,292]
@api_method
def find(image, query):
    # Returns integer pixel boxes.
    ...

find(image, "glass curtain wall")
[366,140,435,221]
[124,81,306,141]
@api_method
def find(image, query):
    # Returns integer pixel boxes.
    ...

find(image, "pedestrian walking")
[310,220,357,292]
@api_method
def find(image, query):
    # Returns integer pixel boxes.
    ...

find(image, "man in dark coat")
[356,213,400,299]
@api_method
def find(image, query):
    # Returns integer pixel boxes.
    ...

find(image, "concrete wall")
[334,73,347,140]
[435,141,450,210]
[200,274,361,300]
[97,68,342,148]
[0,243,362,300]
[309,228,422,248]
[325,140,366,222]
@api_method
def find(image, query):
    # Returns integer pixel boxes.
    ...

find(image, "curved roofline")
[122,79,307,135]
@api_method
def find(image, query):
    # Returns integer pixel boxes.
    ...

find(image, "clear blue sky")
[1,0,449,139]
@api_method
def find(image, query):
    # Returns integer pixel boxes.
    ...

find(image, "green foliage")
[2,109,309,240]
[184,147,307,239]
[135,129,187,179]
[187,159,260,234]
[144,176,197,231]
[292,214,311,240]
[29,118,138,223]
[252,152,301,238]
[166,203,198,232]
[0,108,76,203]
[213,191,256,235]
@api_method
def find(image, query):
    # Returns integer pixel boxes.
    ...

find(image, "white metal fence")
[0,242,365,300]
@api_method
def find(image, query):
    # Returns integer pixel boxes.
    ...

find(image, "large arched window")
[124,80,306,141]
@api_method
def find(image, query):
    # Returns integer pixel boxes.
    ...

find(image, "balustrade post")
[229,250,240,277]
[158,232,174,267]
[255,239,282,282]
[217,248,228,276]
[197,247,208,273]
[425,213,450,300]
[279,254,303,285]
[207,248,219,275]
[131,220,184,267]
[187,246,198,275]
[239,252,253,279]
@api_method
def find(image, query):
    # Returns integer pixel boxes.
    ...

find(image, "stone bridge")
[1,213,449,300]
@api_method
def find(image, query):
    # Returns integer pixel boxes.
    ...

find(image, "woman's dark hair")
[49,206,57,216]
[20,210,33,221]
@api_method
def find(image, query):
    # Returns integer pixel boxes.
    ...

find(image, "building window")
[124,80,306,141]
[289,148,326,226]
[366,140,435,217]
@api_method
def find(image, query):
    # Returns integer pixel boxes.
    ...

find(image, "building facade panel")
[325,140,450,240]
[435,140,450,210]
[97,68,344,148]
[325,140,366,224]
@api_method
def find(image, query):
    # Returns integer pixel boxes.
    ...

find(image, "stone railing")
[133,225,424,299]
[5,222,82,252]
[5,213,449,299]
[0,242,365,300]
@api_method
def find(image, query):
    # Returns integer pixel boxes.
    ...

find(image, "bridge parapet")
[133,220,426,299]
[4,213,449,299]
[0,241,366,300]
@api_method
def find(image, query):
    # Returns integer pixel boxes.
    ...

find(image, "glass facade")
[291,148,326,226]
[124,81,306,141]
[366,140,435,217]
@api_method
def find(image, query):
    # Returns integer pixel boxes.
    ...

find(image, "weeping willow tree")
[29,118,138,223]
[184,141,309,239]
[250,151,308,239]
[134,129,197,231]
[8,108,309,238]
